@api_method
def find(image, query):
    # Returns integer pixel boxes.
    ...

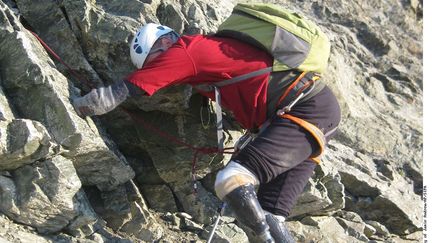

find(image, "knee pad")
[214,161,259,199]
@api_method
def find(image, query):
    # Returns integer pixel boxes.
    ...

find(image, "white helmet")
[130,23,177,69]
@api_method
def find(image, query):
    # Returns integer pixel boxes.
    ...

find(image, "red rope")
[29,28,235,193]
[29,31,94,88]
[124,110,235,192]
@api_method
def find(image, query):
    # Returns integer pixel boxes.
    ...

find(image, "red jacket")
[127,35,273,129]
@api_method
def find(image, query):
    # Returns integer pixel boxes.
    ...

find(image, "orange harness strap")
[279,114,326,164]
[276,71,307,105]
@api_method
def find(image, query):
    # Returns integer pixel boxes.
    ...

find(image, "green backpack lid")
[217,3,331,74]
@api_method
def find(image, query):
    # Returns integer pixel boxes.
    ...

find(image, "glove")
[72,80,129,117]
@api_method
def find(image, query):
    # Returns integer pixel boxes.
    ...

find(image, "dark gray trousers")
[233,85,341,217]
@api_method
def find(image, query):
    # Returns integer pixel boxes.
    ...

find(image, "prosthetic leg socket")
[224,183,274,243]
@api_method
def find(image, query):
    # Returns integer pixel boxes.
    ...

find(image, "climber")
[72,23,341,242]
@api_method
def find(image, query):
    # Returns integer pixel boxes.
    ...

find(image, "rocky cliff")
[0,0,423,242]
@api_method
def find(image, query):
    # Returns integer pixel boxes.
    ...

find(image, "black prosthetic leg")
[224,184,274,243]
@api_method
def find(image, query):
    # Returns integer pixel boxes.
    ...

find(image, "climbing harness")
[273,71,326,163]
[195,70,323,158]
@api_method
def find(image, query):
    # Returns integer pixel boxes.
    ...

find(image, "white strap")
[214,87,224,150]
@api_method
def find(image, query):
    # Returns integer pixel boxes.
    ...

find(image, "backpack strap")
[214,87,224,150]
[194,67,272,92]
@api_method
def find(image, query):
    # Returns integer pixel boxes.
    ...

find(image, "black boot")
[265,213,296,243]
[224,184,274,243]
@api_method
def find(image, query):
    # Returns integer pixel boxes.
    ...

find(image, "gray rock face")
[0,156,85,233]
[326,141,422,234]
[84,181,164,242]
[202,221,248,243]
[0,0,423,242]
[0,119,54,170]
[172,181,221,225]
[292,216,361,242]
[140,184,178,212]
[0,0,134,191]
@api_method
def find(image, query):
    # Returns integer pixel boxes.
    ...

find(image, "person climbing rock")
[73,5,341,241]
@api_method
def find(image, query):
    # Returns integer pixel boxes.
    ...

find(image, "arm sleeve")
[125,41,197,96]
[72,80,130,117]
